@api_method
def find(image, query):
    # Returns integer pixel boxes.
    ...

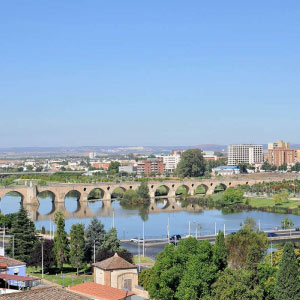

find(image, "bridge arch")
[64,190,81,213]
[37,190,56,215]
[155,185,170,197]
[175,184,189,196]
[111,187,126,199]
[214,183,227,193]
[88,188,105,200]
[195,184,208,195]
[0,191,24,214]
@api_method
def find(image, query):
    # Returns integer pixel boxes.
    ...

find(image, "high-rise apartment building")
[137,158,165,175]
[228,144,263,166]
[267,140,295,167]
[268,140,290,150]
[163,154,181,173]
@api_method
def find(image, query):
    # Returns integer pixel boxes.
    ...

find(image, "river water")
[1,194,300,240]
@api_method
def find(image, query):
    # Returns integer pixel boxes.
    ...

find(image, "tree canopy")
[176,149,205,177]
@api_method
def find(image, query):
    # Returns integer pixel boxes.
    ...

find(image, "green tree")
[175,240,217,300]
[148,238,217,300]
[53,212,69,271]
[281,217,294,229]
[291,163,300,172]
[213,231,227,271]
[108,161,120,174]
[221,187,244,205]
[211,268,264,300]
[101,227,120,252]
[139,269,152,290]
[136,181,150,200]
[275,242,300,300]
[278,163,288,171]
[244,217,258,232]
[84,217,106,263]
[8,206,38,262]
[226,227,268,269]
[70,223,85,276]
[176,149,205,177]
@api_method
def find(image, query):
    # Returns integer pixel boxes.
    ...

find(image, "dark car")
[170,235,181,244]
[267,232,277,237]
[170,234,181,241]
[295,227,300,231]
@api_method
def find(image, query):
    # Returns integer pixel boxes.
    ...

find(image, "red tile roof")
[93,253,137,271]
[0,256,26,268]
[0,287,90,300]
[69,282,134,300]
[0,274,40,282]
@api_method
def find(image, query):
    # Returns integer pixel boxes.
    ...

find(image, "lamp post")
[41,238,44,279]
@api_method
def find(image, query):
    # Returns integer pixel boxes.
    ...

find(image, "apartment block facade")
[137,158,165,175]
[163,154,181,173]
[228,144,263,166]
[267,140,296,167]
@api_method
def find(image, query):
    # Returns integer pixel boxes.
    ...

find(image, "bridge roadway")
[0,173,299,207]
[121,229,300,247]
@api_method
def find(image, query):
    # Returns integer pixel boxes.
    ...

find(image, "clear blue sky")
[1,1,300,147]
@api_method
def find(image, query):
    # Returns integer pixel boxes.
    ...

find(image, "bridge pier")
[103,191,112,201]
[168,190,176,197]
[23,186,39,206]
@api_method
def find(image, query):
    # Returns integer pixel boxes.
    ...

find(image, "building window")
[123,279,132,291]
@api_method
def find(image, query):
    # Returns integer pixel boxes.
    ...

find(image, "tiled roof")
[69,282,134,300]
[93,253,137,271]
[0,274,40,281]
[0,256,26,268]
[0,287,91,300]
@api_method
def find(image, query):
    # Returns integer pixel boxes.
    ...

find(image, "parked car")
[295,227,300,231]
[130,237,144,243]
[267,232,277,237]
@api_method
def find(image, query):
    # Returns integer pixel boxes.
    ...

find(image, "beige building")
[267,140,296,167]
[268,140,290,150]
[93,253,138,292]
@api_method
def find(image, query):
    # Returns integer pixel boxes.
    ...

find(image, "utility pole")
[138,235,141,273]
[93,240,96,264]
[42,239,44,279]
[142,222,145,257]
[167,216,170,244]
[188,221,191,236]
[271,242,273,266]
[215,222,217,236]
[224,224,226,236]
[12,236,14,258]
[112,208,115,228]
[2,225,5,255]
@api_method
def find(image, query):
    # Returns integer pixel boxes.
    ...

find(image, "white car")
[130,237,144,243]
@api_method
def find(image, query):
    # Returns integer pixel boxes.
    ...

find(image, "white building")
[212,166,240,176]
[163,154,181,173]
[119,165,136,174]
[228,144,263,166]
[89,152,97,159]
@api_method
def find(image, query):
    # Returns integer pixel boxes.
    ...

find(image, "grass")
[133,255,154,264]
[27,264,93,287]
[247,197,300,209]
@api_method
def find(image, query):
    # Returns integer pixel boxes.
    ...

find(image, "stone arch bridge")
[0,175,296,207]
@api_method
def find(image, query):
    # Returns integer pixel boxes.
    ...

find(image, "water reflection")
[4,194,300,239]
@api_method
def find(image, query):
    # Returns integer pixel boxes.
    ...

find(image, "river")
[1,193,300,240]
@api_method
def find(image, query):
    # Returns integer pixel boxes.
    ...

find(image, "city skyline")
[1,1,300,147]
